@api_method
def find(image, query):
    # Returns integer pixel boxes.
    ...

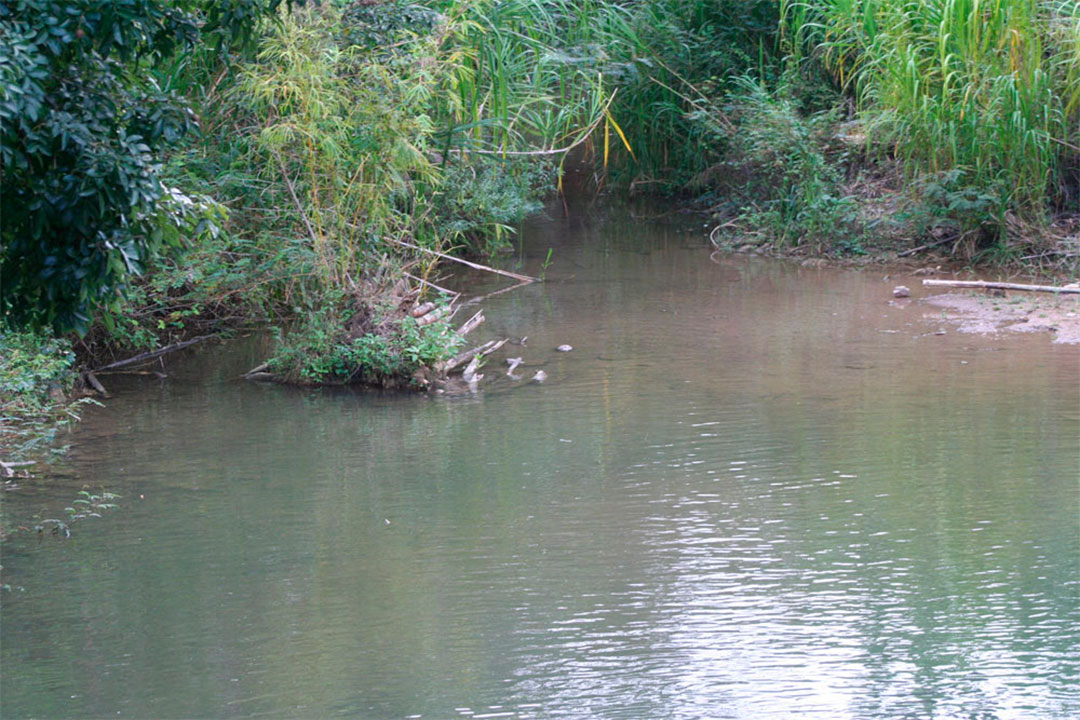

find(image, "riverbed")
[2,208,1078,719]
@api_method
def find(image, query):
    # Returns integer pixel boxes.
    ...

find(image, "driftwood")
[411,301,436,318]
[92,335,212,372]
[243,362,269,378]
[83,371,110,398]
[462,355,483,383]
[457,310,485,336]
[438,338,508,374]
[922,279,1080,294]
[415,305,449,327]
[1,460,36,478]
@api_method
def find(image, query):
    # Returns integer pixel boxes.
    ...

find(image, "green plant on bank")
[782,0,1080,239]
[266,298,462,386]
[722,74,861,252]
[0,328,98,468]
[433,158,554,255]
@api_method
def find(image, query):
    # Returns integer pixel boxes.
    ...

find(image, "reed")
[783,0,1080,217]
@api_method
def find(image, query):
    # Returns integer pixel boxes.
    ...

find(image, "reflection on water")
[2,208,1078,719]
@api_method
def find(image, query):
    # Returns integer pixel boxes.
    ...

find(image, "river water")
[2,208,1078,719]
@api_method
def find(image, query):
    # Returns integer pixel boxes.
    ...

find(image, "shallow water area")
[2,207,1078,719]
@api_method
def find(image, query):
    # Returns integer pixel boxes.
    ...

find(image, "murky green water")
[3,209,1079,719]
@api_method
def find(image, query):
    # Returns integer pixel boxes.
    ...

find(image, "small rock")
[893,285,911,298]
[556,344,573,352]
[531,370,548,383]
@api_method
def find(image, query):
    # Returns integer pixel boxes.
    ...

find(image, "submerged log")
[1,460,36,478]
[411,301,436,318]
[415,305,449,327]
[457,310,485,336]
[83,371,110,398]
[922,280,1080,294]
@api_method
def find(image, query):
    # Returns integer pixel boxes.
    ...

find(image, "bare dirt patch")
[923,290,1080,344]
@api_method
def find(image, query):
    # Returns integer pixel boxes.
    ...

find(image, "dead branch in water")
[457,310,485,336]
[384,238,539,283]
[438,338,508,374]
[1,460,36,478]
[91,335,213,372]
[83,371,110,398]
[922,280,1080,294]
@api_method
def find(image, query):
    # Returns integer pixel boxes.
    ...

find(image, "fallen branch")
[94,370,168,378]
[83,371,110,398]
[1,460,36,478]
[92,335,213,372]
[438,338,508,374]
[456,310,485,336]
[243,362,269,378]
[462,355,483,383]
[403,272,459,297]
[411,301,437,318]
[922,279,1080,294]
[460,280,534,307]
[384,237,539,283]
[415,305,449,327]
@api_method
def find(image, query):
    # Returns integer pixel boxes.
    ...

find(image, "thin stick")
[271,149,322,253]
[922,280,1080,294]
[403,272,459,297]
[897,236,955,257]
[446,91,618,158]
[384,238,539,283]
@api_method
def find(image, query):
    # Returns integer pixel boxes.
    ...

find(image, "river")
[2,207,1078,719]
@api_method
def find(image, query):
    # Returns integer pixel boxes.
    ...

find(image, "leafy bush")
[267,300,462,386]
[723,76,859,251]
[0,329,76,417]
[0,0,291,334]
[433,157,554,255]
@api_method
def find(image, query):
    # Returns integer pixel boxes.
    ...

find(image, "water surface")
[3,208,1078,719]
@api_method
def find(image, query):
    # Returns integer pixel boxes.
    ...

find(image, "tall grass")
[784,0,1080,218]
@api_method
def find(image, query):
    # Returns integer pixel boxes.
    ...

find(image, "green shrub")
[723,75,860,251]
[267,299,462,386]
[433,157,554,256]
[0,329,76,417]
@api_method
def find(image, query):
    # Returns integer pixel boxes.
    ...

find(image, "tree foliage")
[0,1,293,333]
